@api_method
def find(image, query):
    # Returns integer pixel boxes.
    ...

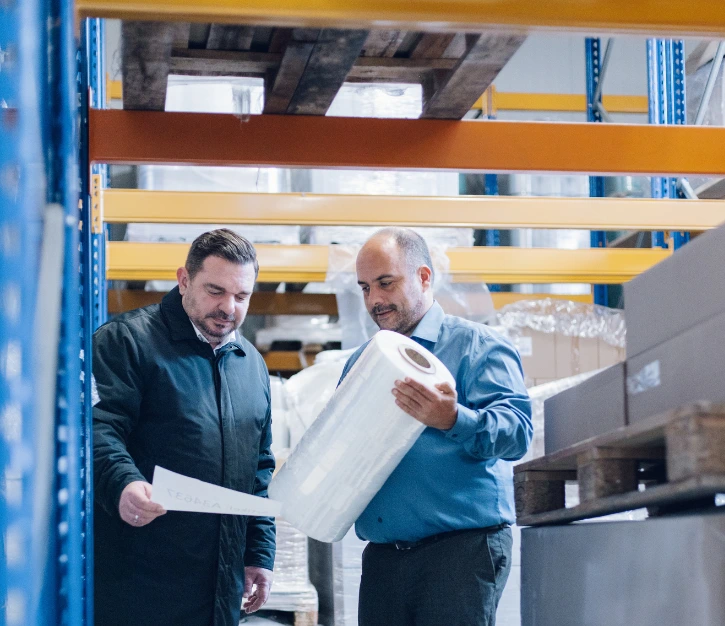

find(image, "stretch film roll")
[269,330,455,542]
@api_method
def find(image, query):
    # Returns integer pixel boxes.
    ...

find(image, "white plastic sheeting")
[269,331,454,542]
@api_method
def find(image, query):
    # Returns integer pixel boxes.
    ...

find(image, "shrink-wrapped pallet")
[269,330,455,542]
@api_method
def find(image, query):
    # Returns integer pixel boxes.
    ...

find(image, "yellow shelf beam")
[103,189,725,232]
[90,110,725,177]
[107,288,592,315]
[107,242,670,284]
[472,91,648,114]
[77,0,725,37]
[105,77,648,115]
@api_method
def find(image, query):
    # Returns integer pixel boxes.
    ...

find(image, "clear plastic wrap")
[326,243,493,349]
[269,376,290,454]
[264,517,319,614]
[496,298,626,348]
[269,331,455,542]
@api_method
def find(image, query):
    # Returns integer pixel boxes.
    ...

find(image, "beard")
[194,311,240,340]
[371,301,424,336]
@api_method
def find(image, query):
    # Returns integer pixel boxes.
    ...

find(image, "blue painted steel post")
[48,0,84,623]
[483,174,502,292]
[648,39,688,249]
[79,16,108,626]
[586,38,608,306]
[0,0,44,622]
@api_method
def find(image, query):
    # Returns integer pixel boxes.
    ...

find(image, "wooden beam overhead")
[121,21,190,110]
[90,109,725,177]
[410,33,457,59]
[206,24,255,51]
[284,28,369,115]
[422,33,525,119]
[169,49,281,75]
[361,30,407,57]
[263,30,318,114]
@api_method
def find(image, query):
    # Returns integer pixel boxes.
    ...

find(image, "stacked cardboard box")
[624,223,725,424]
[544,222,725,455]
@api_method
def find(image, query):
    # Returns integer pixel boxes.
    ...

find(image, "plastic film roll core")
[398,345,435,374]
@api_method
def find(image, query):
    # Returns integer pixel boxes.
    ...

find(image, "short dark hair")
[374,227,434,281]
[186,229,259,279]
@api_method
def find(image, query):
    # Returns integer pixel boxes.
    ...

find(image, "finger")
[395,395,422,419]
[399,378,437,401]
[129,489,167,514]
[392,387,423,412]
[246,590,267,613]
[435,382,455,396]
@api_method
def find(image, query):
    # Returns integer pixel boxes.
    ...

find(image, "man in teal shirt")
[339,228,532,626]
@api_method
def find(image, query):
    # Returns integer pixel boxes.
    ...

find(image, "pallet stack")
[515,223,725,625]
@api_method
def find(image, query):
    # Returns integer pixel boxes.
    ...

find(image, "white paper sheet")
[151,466,282,517]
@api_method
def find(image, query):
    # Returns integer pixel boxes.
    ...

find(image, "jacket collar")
[161,286,246,355]
[410,300,445,345]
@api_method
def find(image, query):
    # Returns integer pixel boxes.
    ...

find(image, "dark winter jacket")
[93,287,275,626]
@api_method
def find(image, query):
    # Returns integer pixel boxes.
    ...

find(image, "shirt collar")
[190,319,238,352]
[410,301,445,344]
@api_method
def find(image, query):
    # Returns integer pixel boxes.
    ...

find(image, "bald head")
[356,228,434,336]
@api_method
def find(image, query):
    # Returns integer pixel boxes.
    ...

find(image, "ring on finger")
[134,514,139,524]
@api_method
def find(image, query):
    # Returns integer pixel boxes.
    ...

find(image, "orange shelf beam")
[90,109,725,177]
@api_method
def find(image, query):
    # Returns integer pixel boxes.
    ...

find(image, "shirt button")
[377,517,383,523]
[452,434,458,438]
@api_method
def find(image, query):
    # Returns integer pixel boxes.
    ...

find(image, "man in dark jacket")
[93,229,275,626]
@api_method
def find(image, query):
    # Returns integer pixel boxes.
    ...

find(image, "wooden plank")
[517,474,725,526]
[108,289,339,316]
[170,49,281,75]
[410,33,457,59]
[422,33,525,119]
[514,403,725,475]
[264,36,317,114]
[122,21,190,110]
[286,28,369,115]
[206,24,255,50]
[361,30,407,57]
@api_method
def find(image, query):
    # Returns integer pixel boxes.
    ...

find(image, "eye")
[380,282,391,288]
[208,289,223,296]
[235,294,247,303]
[360,285,370,293]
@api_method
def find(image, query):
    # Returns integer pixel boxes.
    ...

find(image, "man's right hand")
[119,481,167,527]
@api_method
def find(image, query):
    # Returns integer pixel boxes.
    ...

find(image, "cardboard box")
[515,329,624,383]
[624,222,725,358]
[626,309,725,424]
[544,363,626,455]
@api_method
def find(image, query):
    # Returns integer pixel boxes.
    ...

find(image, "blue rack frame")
[48,0,84,623]
[647,38,689,250]
[0,0,44,623]
[78,16,107,626]
[585,37,609,306]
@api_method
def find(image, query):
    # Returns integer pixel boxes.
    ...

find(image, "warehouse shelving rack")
[3,2,725,624]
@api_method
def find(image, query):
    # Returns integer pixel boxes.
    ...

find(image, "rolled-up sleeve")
[445,336,532,461]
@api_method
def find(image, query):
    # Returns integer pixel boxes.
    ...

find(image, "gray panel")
[521,511,725,626]
[624,222,725,358]
[626,310,725,424]
[544,363,626,454]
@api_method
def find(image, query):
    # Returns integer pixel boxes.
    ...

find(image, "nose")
[367,285,385,307]
[218,293,235,316]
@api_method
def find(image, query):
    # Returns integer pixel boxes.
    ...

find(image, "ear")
[177,266,190,294]
[419,265,433,292]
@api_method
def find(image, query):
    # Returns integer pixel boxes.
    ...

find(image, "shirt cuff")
[445,404,479,443]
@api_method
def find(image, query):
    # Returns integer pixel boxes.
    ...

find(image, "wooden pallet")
[292,610,318,626]
[515,402,725,526]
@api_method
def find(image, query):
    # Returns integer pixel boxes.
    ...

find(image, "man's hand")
[243,566,273,614]
[119,481,166,527]
[392,378,458,430]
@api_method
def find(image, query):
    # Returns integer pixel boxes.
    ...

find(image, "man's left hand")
[243,566,273,614]
[393,378,458,430]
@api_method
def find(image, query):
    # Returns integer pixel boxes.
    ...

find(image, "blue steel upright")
[585,38,608,306]
[48,0,84,623]
[79,16,108,626]
[1,0,45,623]
[647,39,689,249]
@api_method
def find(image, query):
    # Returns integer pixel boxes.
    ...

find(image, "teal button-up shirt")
[339,301,532,543]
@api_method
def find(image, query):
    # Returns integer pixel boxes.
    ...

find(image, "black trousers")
[359,526,513,626]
